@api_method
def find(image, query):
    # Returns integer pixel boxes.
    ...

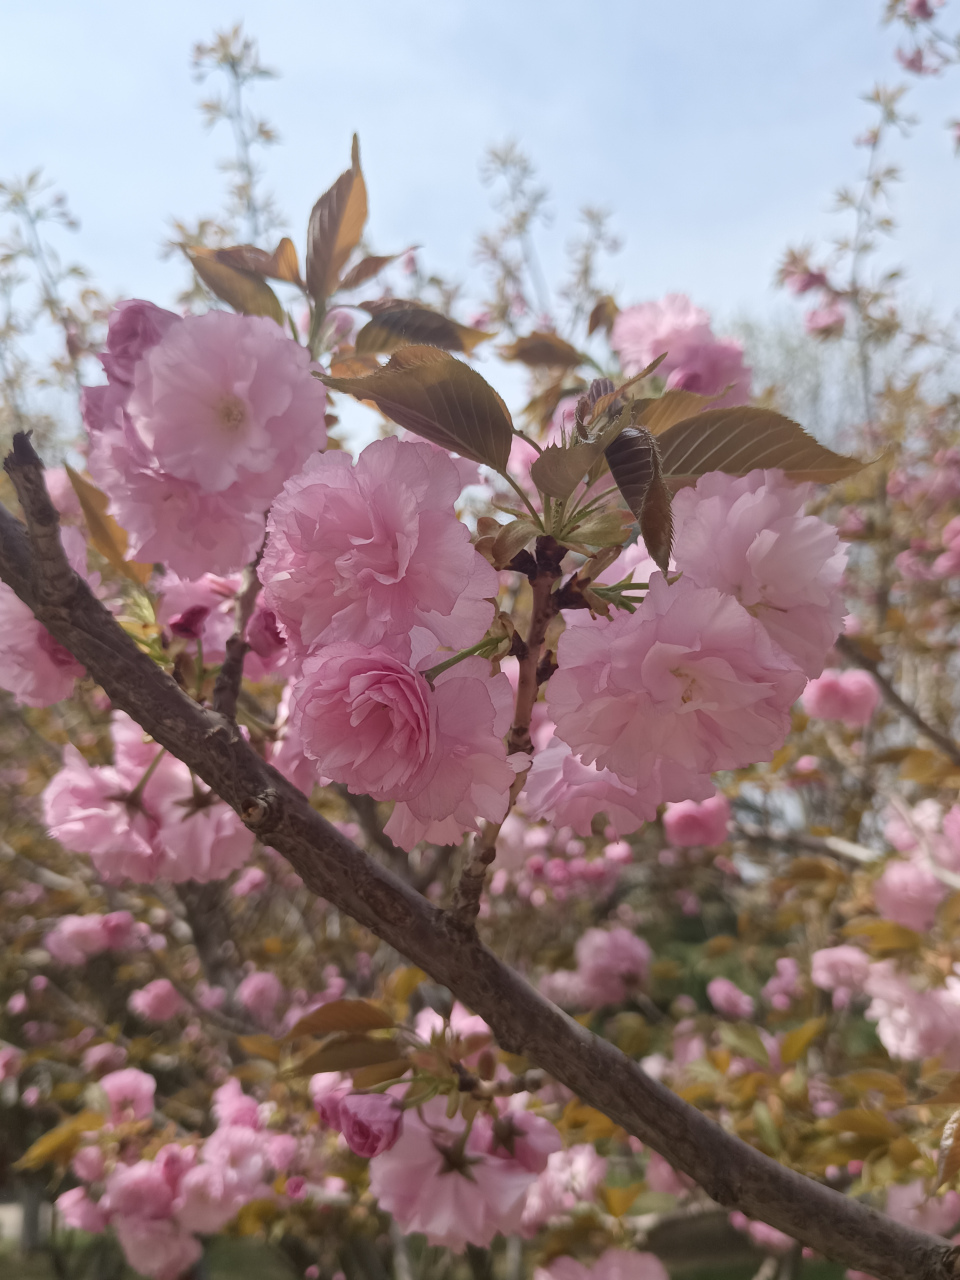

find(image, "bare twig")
[211,548,264,720]
[837,634,960,768]
[0,435,958,1280]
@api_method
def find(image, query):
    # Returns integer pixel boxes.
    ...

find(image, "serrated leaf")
[638,389,723,435]
[185,248,284,325]
[604,426,673,572]
[306,134,367,303]
[291,1033,402,1076]
[15,1110,105,1171]
[354,306,493,356]
[780,1016,828,1065]
[717,1020,769,1065]
[65,466,152,584]
[499,331,584,368]
[237,1034,281,1063]
[338,253,402,292]
[822,1109,901,1140]
[211,237,301,284]
[320,346,513,471]
[282,999,393,1042]
[658,407,865,489]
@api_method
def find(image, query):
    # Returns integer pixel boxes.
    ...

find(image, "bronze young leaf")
[338,252,402,292]
[184,247,285,325]
[499,331,584,369]
[604,425,674,573]
[305,134,368,303]
[657,406,865,489]
[354,305,493,356]
[211,237,302,285]
[319,345,514,471]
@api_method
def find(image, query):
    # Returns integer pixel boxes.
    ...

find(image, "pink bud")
[338,1094,403,1157]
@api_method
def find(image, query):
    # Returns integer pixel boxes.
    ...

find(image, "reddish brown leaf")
[604,426,673,572]
[305,134,368,303]
[588,295,619,336]
[213,237,302,285]
[320,345,513,471]
[499,331,584,368]
[185,248,284,325]
[338,253,402,292]
[354,306,492,356]
[282,999,394,1042]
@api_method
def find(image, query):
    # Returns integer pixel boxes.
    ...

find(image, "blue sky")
[1,0,957,333]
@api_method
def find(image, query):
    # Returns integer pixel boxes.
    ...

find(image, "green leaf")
[657,407,866,488]
[718,1020,769,1065]
[320,345,513,471]
[568,508,633,548]
[185,247,285,325]
[282,999,393,1042]
[305,134,368,302]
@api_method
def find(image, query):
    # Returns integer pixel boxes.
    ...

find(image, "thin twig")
[211,547,264,720]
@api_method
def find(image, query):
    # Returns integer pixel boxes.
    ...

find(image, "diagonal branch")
[837,633,960,768]
[0,433,957,1280]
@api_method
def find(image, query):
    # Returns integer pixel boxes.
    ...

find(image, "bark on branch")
[1,434,957,1280]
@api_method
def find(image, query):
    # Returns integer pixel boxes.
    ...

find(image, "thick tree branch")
[837,633,960,768]
[0,435,957,1280]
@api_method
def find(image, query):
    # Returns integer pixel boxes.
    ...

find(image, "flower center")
[217,395,247,431]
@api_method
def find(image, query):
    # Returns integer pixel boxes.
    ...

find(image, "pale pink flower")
[0,1046,22,1080]
[907,0,942,18]
[44,914,110,965]
[309,1072,351,1128]
[266,1134,298,1172]
[548,574,805,804]
[72,1146,106,1182]
[82,1043,127,1074]
[645,1151,695,1197]
[873,858,946,932]
[201,1125,269,1194]
[260,437,496,660]
[382,658,516,849]
[575,927,651,1005]
[236,971,285,1026]
[884,798,943,853]
[56,1187,108,1234]
[98,299,180,386]
[522,739,655,837]
[0,525,87,706]
[102,1160,175,1218]
[232,866,268,897]
[155,572,288,680]
[129,979,186,1023]
[763,957,803,1011]
[212,1078,260,1130]
[671,469,846,678]
[368,1096,540,1250]
[802,669,880,727]
[113,1217,202,1280]
[885,1180,960,1235]
[707,977,755,1019]
[521,1144,608,1229]
[535,1248,668,1280]
[100,1067,155,1121]
[339,1094,403,1157]
[864,963,960,1064]
[811,946,870,1009]
[611,295,751,407]
[663,793,730,847]
[805,303,846,336]
[174,1163,248,1234]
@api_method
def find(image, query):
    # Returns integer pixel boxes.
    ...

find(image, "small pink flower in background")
[873,858,946,932]
[266,1134,298,1172]
[129,979,185,1023]
[72,1145,106,1182]
[811,946,870,1009]
[671,469,846,678]
[521,1144,608,1229]
[611,294,751,408]
[21,1086,40,1107]
[173,1162,248,1234]
[763,957,803,1010]
[44,913,133,965]
[102,1160,175,1218]
[522,739,655,837]
[645,1150,695,1197]
[100,1067,156,1121]
[232,866,268,897]
[6,993,26,1015]
[212,1078,260,1130]
[885,1180,960,1235]
[575,927,651,1005]
[863,962,960,1064]
[663,793,730,848]
[548,574,805,807]
[113,1217,202,1280]
[729,1211,794,1253]
[783,267,829,295]
[261,437,496,661]
[707,977,755,1020]
[805,302,846,336]
[339,1094,403,1157]
[535,1248,668,1280]
[802,669,880,728]
[907,0,942,18]
[82,1043,127,1074]
[236,971,285,1027]
[56,1187,109,1234]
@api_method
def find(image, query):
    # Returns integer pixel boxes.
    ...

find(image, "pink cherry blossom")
[863,962,960,1064]
[548,574,805,805]
[339,1094,403,1157]
[260,436,496,660]
[707,977,755,1019]
[663,792,730,847]
[522,739,655,837]
[611,294,751,407]
[112,1217,202,1280]
[802,669,880,727]
[72,1145,106,1182]
[885,1180,960,1235]
[368,1096,540,1250]
[173,1163,249,1234]
[805,303,846,336]
[44,914,110,965]
[671,469,846,678]
[56,1187,108,1234]
[266,1134,298,1172]
[232,866,268,897]
[535,1248,668,1280]
[202,1125,270,1194]
[872,858,946,932]
[103,1160,175,1218]
[574,927,651,1005]
[0,525,87,706]
[129,979,186,1023]
[100,1067,156,1121]
[521,1144,608,1229]
[762,957,803,1011]
[212,1078,260,1130]
[811,946,870,1010]
[98,299,180,385]
[382,658,516,849]
[82,1043,127,1074]
[236,971,285,1026]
